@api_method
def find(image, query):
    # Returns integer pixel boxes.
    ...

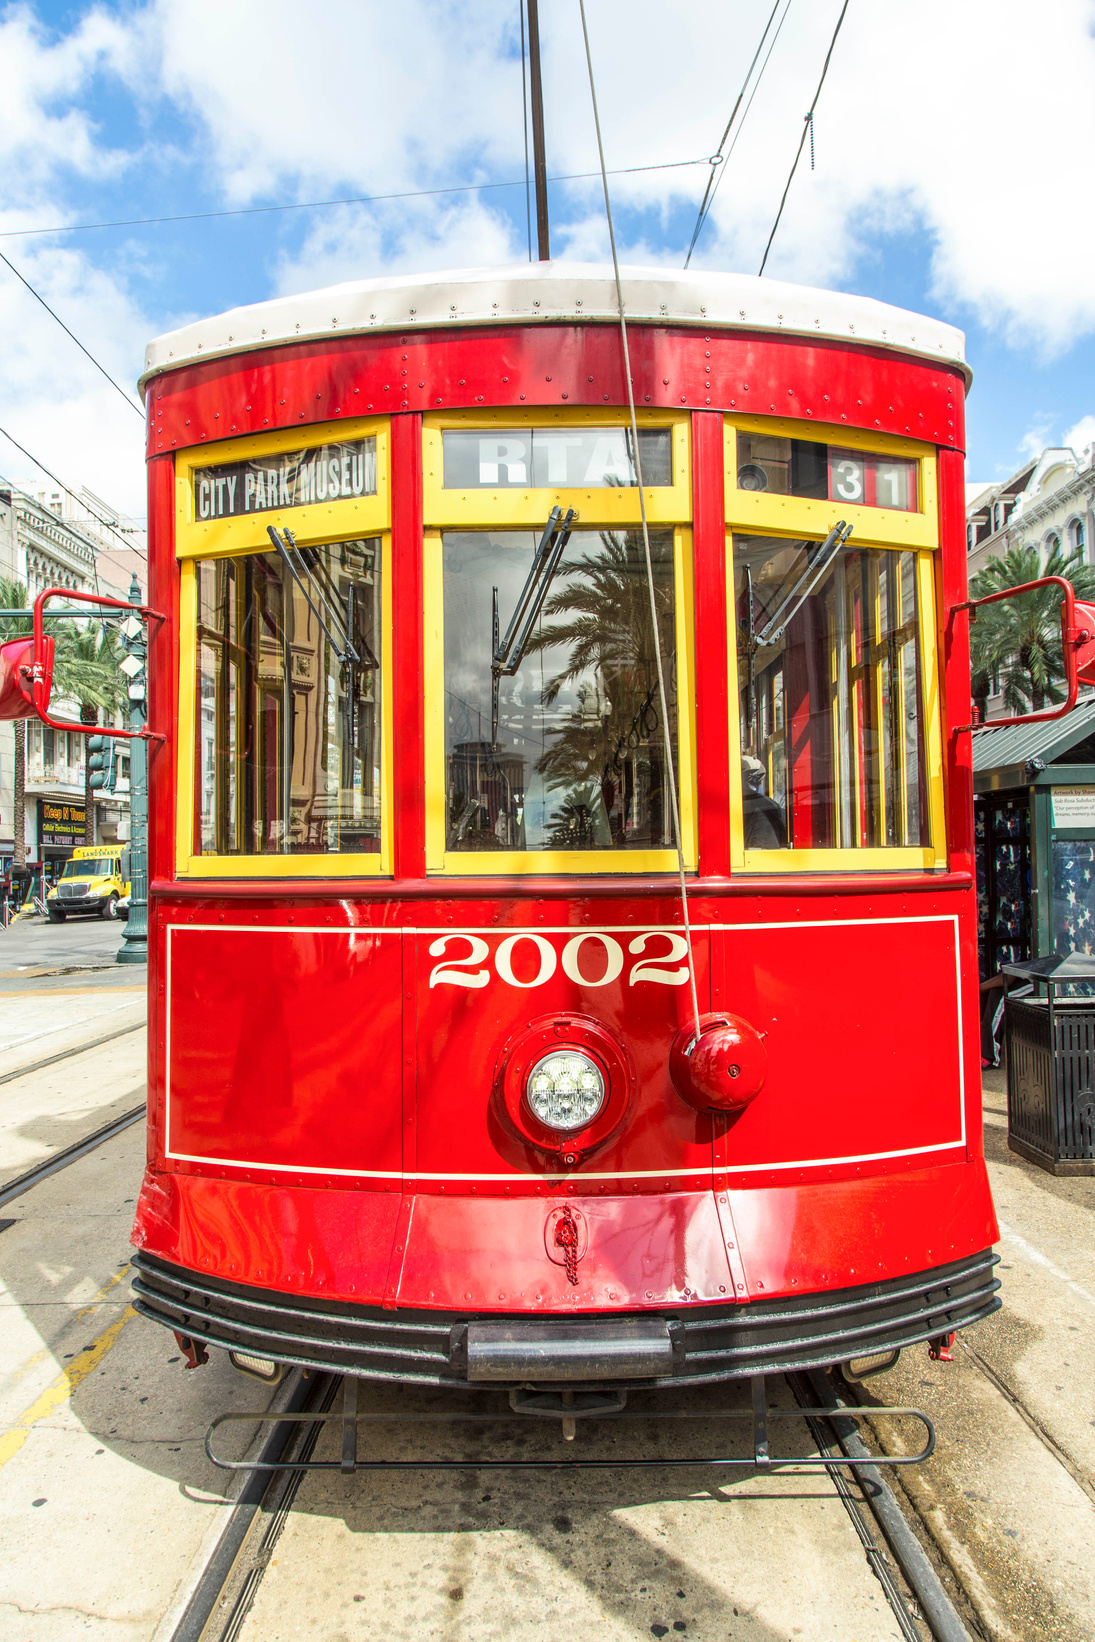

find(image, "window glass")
[194,539,382,856]
[63,857,111,878]
[442,427,672,489]
[443,528,677,853]
[734,533,928,851]
[736,432,918,512]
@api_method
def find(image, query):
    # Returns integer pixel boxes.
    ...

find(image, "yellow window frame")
[424,521,698,876]
[423,407,691,529]
[175,528,395,880]
[725,414,937,551]
[174,416,390,559]
[726,535,946,873]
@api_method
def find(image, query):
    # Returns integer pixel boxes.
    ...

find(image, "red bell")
[670,1011,767,1113]
[1075,600,1095,686]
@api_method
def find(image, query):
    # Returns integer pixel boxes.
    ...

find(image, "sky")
[2,0,1095,526]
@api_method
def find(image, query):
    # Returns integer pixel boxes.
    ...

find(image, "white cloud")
[4,0,1095,519]
[1063,413,1095,455]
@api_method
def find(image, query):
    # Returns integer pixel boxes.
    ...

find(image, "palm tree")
[0,579,126,869]
[521,528,676,847]
[968,542,1095,715]
[66,623,127,842]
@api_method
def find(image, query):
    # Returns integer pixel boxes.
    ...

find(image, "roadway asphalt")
[0,913,135,976]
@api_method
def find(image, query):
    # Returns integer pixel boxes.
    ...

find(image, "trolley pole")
[526,0,550,260]
[117,572,148,966]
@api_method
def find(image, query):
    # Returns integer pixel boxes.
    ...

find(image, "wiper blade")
[752,520,853,649]
[267,524,378,668]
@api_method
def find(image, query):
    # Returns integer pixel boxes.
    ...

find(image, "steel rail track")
[0,1019,145,1087]
[169,1369,967,1642]
[0,1101,145,1209]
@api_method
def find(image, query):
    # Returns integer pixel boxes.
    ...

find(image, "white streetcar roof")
[141,262,968,389]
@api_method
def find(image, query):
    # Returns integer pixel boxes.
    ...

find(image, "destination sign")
[442,426,672,489]
[193,437,377,521]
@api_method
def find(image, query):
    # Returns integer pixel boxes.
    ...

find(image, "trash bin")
[1003,953,1095,1176]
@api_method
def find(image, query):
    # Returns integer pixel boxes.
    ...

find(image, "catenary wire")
[686,0,794,269]
[577,0,702,1045]
[758,0,850,276]
[683,0,781,268]
[0,433,147,564]
[0,159,713,244]
[0,250,143,416]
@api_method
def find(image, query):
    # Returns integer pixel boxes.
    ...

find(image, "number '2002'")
[427,931,690,990]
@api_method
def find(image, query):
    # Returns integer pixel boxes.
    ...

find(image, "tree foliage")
[968,543,1095,714]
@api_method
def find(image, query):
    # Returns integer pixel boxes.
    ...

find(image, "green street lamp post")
[117,573,148,966]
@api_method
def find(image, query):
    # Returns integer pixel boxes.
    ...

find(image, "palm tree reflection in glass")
[443,529,677,854]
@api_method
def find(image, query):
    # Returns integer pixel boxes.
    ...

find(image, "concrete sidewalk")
[863,1071,1095,1642]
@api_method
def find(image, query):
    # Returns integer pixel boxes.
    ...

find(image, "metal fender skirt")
[130,1249,1000,1389]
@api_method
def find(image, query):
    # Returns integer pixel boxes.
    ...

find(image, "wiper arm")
[267,524,378,669]
[490,506,577,742]
[752,520,852,649]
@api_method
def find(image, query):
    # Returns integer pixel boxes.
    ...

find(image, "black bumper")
[131,1248,1000,1389]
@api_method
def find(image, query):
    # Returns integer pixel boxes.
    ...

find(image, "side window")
[191,538,385,862]
[733,533,935,857]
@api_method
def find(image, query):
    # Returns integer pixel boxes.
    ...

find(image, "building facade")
[0,483,142,876]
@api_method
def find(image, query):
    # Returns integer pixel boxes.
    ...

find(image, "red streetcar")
[41,264,1066,1401]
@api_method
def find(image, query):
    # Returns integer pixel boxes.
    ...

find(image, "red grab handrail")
[953,575,1095,733]
[31,586,165,740]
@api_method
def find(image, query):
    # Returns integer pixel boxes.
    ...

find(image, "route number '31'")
[427,930,690,990]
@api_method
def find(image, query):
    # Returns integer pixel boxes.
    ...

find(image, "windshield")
[63,857,112,878]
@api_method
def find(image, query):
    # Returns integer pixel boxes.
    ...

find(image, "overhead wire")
[0,426,147,564]
[0,250,143,417]
[0,158,713,244]
[686,0,794,269]
[758,0,851,276]
[683,0,783,269]
[577,0,703,1045]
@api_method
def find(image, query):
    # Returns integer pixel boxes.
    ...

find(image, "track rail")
[0,1020,144,1087]
[0,1102,145,1208]
[168,1369,972,1642]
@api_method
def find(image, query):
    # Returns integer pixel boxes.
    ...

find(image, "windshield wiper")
[267,524,378,669]
[740,519,852,755]
[753,520,853,650]
[490,506,577,742]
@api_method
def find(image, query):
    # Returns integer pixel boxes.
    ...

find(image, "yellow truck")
[46,846,129,922]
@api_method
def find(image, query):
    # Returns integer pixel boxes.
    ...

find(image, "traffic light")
[87,734,116,793]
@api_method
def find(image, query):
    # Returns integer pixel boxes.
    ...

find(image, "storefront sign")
[193,438,377,521]
[1051,787,1095,828]
[38,799,86,848]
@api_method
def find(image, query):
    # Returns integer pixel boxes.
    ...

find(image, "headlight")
[525,1050,605,1132]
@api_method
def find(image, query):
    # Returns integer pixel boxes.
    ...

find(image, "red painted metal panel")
[690,410,731,876]
[147,327,965,457]
[165,926,403,1175]
[411,923,712,1185]
[712,916,964,1171]
[394,1190,732,1310]
[132,1169,401,1299]
[131,1157,994,1310]
[727,1158,996,1301]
